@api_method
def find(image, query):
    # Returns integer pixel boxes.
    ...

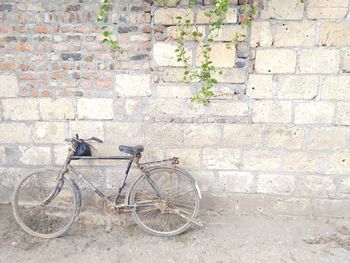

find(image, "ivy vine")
[97,0,122,53]
[96,0,255,105]
[175,0,254,105]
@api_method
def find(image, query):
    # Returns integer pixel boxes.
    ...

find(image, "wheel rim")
[13,171,77,238]
[130,168,199,235]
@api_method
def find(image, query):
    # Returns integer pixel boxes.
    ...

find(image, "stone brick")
[246,74,273,99]
[61,53,81,61]
[77,98,113,120]
[283,152,321,173]
[250,22,272,47]
[167,26,205,41]
[276,75,319,99]
[343,50,350,73]
[153,42,192,67]
[191,170,216,192]
[154,8,193,25]
[337,176,350,194]
[26,3,45,12]
[140,146,165,163]
[204,0,238,4]
[261,0,304,20]
[223,124,262,147]
[263,126,304,150]
[202,148,241,169]
[0,146,5,164]
[184,124,220,146]
[216,171,255,193]
[196,8,237,24]
[326,153,350,174]
[156,85,192,98]
[274,22,316,47]
[243,150,281,171]
[299,48,340,73]
[32,122,66,143]
[210,102,248,116]
[297,175,336,198]
[69,121,104,140]
[145,123,182,146]
[306,127,347,151]
[2,98,39,120]
[306,0,348,19]
[105,167,135,189]
[312,199,350,218]
[215,68,246,83]
[115,74,151,97]
[0,168,27,203]
[257,174,295,195]
[252,101,292,123]
[0,123,31,143]
[196,43,236,67]
[320,22,350,46]
[336,102,350,125]
[105,122,143,145]
[19,146,51,165]
[162,68,191,83]
[147,99,183,114]
[322,76,350,100]
[166,148,201,167]
[216,25,247,42]
[53,145,69,165]
[294,102,335,124]
[0,75,18,97]
[125,98,147,116]
[255,49,296,73]
[229,194,312,217]
[39,98,75,120]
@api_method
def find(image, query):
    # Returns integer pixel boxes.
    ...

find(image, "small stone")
[61,53,81,61]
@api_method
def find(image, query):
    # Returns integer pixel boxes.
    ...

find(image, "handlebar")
[91,137,103,143]
[65,135,103,144]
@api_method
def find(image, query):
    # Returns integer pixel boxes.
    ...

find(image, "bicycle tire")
[12,169,79,238]
[128,167,200,237]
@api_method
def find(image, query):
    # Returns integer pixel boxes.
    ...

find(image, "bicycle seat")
[119,145,144,155]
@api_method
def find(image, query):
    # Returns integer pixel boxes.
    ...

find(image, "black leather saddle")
[119,145,144,155]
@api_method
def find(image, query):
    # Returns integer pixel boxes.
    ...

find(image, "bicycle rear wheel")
[12,170,79,238]
[128,167,200,237]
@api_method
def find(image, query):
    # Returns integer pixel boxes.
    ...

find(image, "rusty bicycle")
[12,135,201,238]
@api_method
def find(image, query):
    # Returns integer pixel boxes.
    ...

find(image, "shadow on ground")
[1,204,350,263]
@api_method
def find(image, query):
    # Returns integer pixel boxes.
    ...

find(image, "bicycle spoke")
[13,170,78,238]
[129,168,200,236]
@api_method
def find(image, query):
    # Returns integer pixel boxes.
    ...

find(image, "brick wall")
[0,0,350,217]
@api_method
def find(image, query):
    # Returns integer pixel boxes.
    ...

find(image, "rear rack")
[139,157,179,169]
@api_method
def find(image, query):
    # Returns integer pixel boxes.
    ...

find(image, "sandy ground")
[1,204,350,263]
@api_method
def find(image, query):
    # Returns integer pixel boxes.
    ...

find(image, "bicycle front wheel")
[128,167,200,237]
[12,170,79,238]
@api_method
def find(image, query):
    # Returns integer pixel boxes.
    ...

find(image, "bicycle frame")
[57,148,179,210]
[69,155,133,206]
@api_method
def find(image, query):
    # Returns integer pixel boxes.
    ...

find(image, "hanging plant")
[175,0,254,105]
[97,0,122,53]
[97,0,256,105]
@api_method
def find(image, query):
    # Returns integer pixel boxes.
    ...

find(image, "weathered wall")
[0,0,350,217]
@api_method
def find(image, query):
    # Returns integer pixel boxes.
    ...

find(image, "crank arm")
[169,208,203,228]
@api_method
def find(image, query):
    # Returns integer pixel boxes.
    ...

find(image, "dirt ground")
[1,204,350,263]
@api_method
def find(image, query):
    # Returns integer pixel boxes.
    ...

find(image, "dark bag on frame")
[74,141,92,156]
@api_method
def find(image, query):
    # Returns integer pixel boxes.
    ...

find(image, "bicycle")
[12,135,202,238]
